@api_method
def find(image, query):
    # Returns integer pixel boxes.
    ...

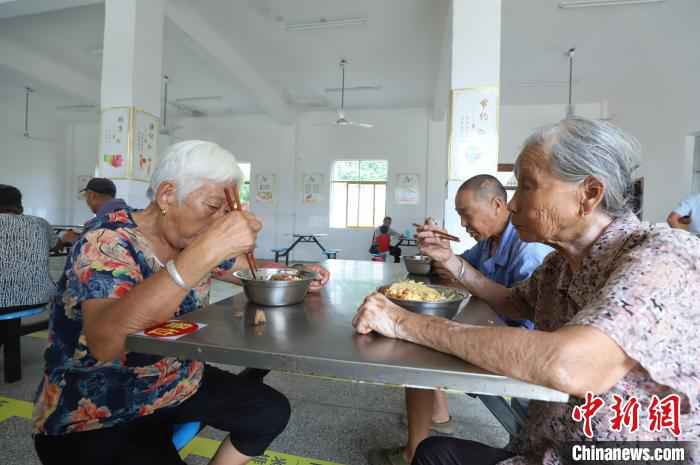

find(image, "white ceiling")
[2,0,695,119]
[500,0,700,106]
[0,0,448,117]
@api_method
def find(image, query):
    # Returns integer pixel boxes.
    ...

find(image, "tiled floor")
[0,257,508,465]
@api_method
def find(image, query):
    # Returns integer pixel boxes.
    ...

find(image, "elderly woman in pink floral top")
[354,117,698,465]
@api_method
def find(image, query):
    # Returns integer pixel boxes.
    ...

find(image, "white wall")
[162,108,446,261]
[0,98,69,223]
[499,102,603,163]
[500,0,700,223]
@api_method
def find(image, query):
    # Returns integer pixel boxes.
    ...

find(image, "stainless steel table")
[127,259,567,403]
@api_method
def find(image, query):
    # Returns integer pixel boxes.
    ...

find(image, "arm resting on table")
[394,313,636,397]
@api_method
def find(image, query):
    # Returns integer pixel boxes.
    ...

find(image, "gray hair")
[516,116,641,218]
[458,174,507,202]
[148,140,244,202]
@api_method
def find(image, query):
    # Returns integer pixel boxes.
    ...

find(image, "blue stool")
[322,249,340,259]
[173,421,202,452]
[0,306,46,383]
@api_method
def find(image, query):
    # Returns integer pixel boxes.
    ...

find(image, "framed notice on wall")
[395,173,419,205]
[448,87,499,180]
[98,107,130,179]
[303,173,323,204]
[131,110,159,181]
[255,174,276,203]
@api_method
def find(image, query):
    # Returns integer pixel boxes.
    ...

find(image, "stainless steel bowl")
[403,255,432,275]
[234,268,319,306]
[378,284,469,320]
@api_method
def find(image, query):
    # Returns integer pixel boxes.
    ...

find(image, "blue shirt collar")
[489,220,517,267]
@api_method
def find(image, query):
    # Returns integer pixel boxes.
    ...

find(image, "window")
[330,160,388,228]
[238,162,251,208]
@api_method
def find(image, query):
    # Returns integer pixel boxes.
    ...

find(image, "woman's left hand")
[352,292,407,339]
[303,263,330,292]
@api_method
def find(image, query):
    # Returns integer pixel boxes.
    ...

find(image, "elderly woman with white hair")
[32,141,328,465]
[354,117,699,465]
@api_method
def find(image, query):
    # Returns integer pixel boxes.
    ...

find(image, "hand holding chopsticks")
[224,185,259,279]
[412,223,460,243]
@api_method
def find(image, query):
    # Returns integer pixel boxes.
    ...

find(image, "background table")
[127,260,567,403]
[274,233,333,264]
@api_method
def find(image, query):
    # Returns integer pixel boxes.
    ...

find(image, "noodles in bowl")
[378,280,469,319]
[383,280,448,302]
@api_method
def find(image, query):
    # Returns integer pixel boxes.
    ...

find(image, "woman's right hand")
[416,224,455,264]
[191,211,263,266]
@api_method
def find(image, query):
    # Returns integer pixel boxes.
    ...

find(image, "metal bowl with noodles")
[378,280,469,320]
[233,268,319,306]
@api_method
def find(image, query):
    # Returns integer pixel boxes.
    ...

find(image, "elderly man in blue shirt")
[368,175,551,465]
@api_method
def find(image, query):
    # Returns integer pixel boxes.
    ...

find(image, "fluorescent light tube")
[559,0,664,8]
[286,17,368,31]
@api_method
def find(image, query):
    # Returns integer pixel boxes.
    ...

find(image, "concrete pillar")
[98,0,165,209]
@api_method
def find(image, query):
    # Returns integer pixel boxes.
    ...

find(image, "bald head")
[455,175,509,241]
[458,175,507,203]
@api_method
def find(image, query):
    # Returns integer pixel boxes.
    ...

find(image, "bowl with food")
[233,268,319,306]
[403,255,432,275]
[378,280,469,319]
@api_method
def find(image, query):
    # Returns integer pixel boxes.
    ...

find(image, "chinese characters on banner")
[572,392,682,438]
[255,174,276,203]
[448,87,499,180]
[131,110,158,181]
[99,107,130,178]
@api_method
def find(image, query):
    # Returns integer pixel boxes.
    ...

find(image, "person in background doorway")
[666,192,700,233]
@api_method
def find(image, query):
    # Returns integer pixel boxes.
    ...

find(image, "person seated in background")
[355,117,699,465]
[0,184,57,313]
[57,177,130,246]
[370,225,393,261]
[32,140,330,465]
[367,175,552,465]
[666,191,700,233]
[375,216,404,262]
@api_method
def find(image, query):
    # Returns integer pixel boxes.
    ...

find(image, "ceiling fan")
[317,59,373,128]
[160,75,183,136]
[564,48,613,121]
[21,87,56,142]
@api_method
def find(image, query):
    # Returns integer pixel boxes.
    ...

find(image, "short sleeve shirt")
[501,213,700,465]
[32,209,235,435]
[672,193,700,233]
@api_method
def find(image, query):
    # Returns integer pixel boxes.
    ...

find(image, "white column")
[444,0,502,251]
[98,0,165,209]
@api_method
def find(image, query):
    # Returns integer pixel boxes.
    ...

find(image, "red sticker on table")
[144,320,199,338]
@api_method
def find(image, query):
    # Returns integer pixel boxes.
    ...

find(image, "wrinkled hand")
[192,211,262,265]
[303,263,330,293]
[352,292,407,339]
[416,224,455,263]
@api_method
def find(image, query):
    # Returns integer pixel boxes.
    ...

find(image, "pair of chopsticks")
[412,223,461,243]
[224,185,258,279]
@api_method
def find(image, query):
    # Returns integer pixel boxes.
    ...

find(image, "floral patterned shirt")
[32,209,235,435]
[501,213,699,465]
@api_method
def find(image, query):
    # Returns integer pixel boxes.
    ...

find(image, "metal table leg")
[472,394,526,438]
